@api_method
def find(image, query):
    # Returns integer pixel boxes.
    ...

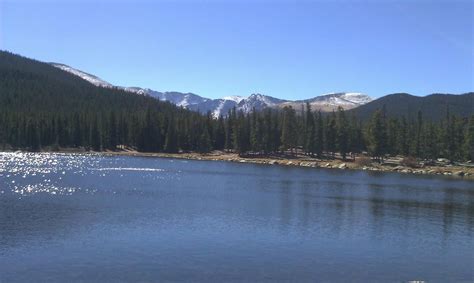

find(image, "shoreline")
[6,148,472,180]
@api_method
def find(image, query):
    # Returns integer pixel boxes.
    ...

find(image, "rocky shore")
[100,150,474,180]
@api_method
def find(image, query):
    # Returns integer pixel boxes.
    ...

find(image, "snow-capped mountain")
[151,91,209,107]
[51,63,372,117]
[188,98,238,118]
[280,92,372,112]
[307,92,372,106]
[51,63,114,88]
[237,93,289,113]
[187,94,287,117]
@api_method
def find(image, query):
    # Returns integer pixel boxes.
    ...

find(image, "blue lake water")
[0,152,473,282]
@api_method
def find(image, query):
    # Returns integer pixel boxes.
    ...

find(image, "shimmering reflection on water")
[0,152,473,282]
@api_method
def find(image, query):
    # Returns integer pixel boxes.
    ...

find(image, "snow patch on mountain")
[321,92,372,105]
[223,95,244,103]
[123,87,149,95]
[213,100,227,118]
[51,63,114,88]
[340,92,372,104]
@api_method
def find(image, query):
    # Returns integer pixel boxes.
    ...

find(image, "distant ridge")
[349,92,474,121]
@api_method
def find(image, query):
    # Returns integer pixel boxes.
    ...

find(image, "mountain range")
[49,60,474,121]
[50,63,373,117]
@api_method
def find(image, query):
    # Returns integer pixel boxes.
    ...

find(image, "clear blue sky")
[1,0,472,99]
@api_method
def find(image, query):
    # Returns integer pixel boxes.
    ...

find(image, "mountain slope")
[349,92,474,121]
[0,51,183,114]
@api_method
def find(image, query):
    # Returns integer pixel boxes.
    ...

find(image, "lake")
[0,152,473,282]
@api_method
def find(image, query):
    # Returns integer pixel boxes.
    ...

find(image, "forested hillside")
[349,92,474,121]
[0,51,213,152]
[1,51,473,162]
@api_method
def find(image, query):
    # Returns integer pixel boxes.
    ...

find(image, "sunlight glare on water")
[0,152,172,196]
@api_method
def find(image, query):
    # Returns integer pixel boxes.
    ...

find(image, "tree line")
[221,104,474,162]
[1,100,473,163]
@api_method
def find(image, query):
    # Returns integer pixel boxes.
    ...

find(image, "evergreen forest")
[1,51,473,162]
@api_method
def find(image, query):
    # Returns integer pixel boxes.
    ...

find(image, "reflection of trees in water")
[328,181,348,237]
[367,193,473,241]
[442,191,455,242]
[278,179,293,233]
[276,179,363,239]
[467,203,474,237]
[275,178,474,241]
[369,183,386,238]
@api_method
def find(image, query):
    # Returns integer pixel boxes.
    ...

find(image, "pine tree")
[414,110,423,157]
[26,119,40,151]
[262,109,272,154]
[280,106,297,155]
[250,109,263,153]
[73,113,82,147]
[348,115,363,159]
[368,109,387,162]
[314,111,324,158]
[325,112,337,158]
[108,111,118,150]
[464,116,474,161]
[212,116,225,150]
[422,122,438,160]
[453,116,465,161]
[198,125,212,153]
[386,118,399,155]
[90,116,101,151]
[164,116,178,153]
[398,116,409,155]
[336,107,348,160]
[304,102,316,156]
[233,111,250,155]
[442,106,455,161]
[224,108,235,152]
